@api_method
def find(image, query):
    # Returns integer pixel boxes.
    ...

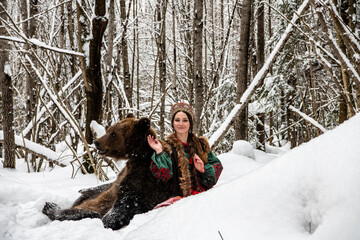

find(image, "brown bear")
[42,115,182,230]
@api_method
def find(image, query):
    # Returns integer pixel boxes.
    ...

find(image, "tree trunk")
[185,0,194,105]
[333,0,355,122]
[235,0,252,140]
[135,0,140,118]
[105,0,115,125]
[120,0,132,108]
[1,0,15,168]
[308,48,320,137]
[256,0,265,149]
[77,0,108,144]
[21,0,38,140]
[156,0,168,139]
[193,0,204,135]
[67,1,81,152]
[172,0,178,102]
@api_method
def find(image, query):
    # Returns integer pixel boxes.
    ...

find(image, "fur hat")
[170,102,194,120]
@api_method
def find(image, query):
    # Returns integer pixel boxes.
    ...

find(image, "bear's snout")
[94,140,108,155]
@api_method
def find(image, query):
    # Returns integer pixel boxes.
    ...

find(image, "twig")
[148,83,173,119]
[218,230,224,240]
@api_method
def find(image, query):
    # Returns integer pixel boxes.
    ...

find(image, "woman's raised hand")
[193,154,205,173]
[147,135,163,155]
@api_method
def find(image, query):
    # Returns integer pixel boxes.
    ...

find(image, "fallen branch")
[0,131,66,167]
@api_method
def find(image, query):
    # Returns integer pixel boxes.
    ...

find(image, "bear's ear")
[136,117,151,132]
[126,113,135,118]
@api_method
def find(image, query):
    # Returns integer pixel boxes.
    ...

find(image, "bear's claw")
[42,202,61,221]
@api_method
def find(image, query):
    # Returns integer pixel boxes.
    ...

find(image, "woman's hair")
[171,110,194,134]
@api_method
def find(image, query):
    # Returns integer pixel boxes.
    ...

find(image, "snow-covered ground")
[1,113,360,240]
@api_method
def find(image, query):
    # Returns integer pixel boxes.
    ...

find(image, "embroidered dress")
[150,138,223,191]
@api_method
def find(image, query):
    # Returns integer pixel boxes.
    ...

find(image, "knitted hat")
[170,102,194,120]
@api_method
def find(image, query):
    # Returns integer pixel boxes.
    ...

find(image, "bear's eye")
[110,132,116,137]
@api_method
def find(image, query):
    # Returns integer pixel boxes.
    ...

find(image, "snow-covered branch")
[289,106,327,133]
[0,36,84,57]
[0,131,66,167]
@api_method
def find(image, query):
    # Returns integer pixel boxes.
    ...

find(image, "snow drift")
[122,114,360,240]
[1,113,360,240]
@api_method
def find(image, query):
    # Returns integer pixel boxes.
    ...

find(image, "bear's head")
[94,114,156,160]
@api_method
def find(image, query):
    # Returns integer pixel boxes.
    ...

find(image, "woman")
[147,103,223,206]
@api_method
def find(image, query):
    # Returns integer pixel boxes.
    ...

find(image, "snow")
[4,62,11,76]
[232,140,256,160]
[90,121,106,138]
[0,131,61,161]
[1,113,360,239]
[289,106,327,133]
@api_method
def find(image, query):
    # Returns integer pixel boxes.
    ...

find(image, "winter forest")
[1,0,360,175]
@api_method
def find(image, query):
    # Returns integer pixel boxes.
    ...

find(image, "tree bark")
[135,0,140,118]
[193,0,204,135]
[1,0,15,168]
[172,0,178,102]
[256,0,265,149]
[155,0,168,139]
[235,0,252,140]
[105,0,115,125]
[120,0,132,108]
[21,0,38,139]
[77,0,108,144]
[332,0,355,122]
[185,0,194,106]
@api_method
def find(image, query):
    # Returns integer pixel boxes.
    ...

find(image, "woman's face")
[173,111,190,135]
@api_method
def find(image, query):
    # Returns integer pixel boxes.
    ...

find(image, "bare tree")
[0,0,15,168]
[105,0,115,126]
[193,0,204,135]
[21,0,38,140]
[120,0,132,108]
[77,0,108,143]
[155,0,168,139]
[256,0,265,149]
[235,0,252,140]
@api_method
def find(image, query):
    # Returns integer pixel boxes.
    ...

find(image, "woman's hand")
[193,154,205,173]
[147,135,163,155]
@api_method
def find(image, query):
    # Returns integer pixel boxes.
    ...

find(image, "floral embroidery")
[213,163,223,181]
[150,161,170,182]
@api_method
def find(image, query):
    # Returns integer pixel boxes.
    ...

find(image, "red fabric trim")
[175,135,189,147]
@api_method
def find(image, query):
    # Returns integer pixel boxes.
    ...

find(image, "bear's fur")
[42,116,182,230]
